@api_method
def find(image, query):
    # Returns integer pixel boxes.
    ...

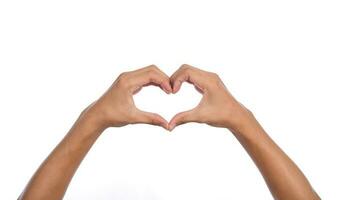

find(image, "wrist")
[78,105,108,134]
[230,109,262,138]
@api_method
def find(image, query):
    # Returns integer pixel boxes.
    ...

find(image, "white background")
[0,0,336,199]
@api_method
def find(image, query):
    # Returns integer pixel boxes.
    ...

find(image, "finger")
[170,64,206,94]
[152,66,173,93]
[132,65,172,94]
[133,110,169,130]
[168,109,199,131]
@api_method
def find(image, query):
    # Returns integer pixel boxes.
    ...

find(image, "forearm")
[19,65,171,200]
[231,112,319,200]
[19,111,104,200]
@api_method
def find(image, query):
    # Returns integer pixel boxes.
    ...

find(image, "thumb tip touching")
[168,122,176,131]
[136,109,197,131]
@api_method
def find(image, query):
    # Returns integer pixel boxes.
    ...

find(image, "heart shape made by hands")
[134,83,202,124]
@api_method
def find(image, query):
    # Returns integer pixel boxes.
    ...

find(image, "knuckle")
[184,67,191,73]
[180,64,191,70]
[181,66,191,74]
[148,70,157,78]
[118,72,128,79]
[116,72,130,87]
[208,72,221,83]
[209,72,219,78]
[147,64,158,71]
[181,63,191,68]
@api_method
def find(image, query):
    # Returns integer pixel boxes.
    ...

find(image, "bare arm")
[169,64,320,200]
[18,111,103,200]
[19,65,171,200]
[232,114,320,200]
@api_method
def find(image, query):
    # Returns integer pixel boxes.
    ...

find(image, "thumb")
[168,109,199,131]
[134,110,169,130]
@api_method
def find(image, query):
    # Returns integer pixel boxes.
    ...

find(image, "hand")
[168,64,253,131]
[84,65,172,130]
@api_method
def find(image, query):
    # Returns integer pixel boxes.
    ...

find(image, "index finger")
[128,65,172,94]
[170,64,209,94]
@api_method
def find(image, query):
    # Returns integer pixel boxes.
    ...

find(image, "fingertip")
[173,81,181,94]
[162,82,173,94]
[155,115,169,130]
[168,123,176,131]
[167,83,173,93]
[163,121,170,130]
[168,113,180,130]
[164,123,171,131]
[163,88,170,94]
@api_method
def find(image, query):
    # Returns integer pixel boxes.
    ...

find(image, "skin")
[169,65,320,200]
[19,64,320,200]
